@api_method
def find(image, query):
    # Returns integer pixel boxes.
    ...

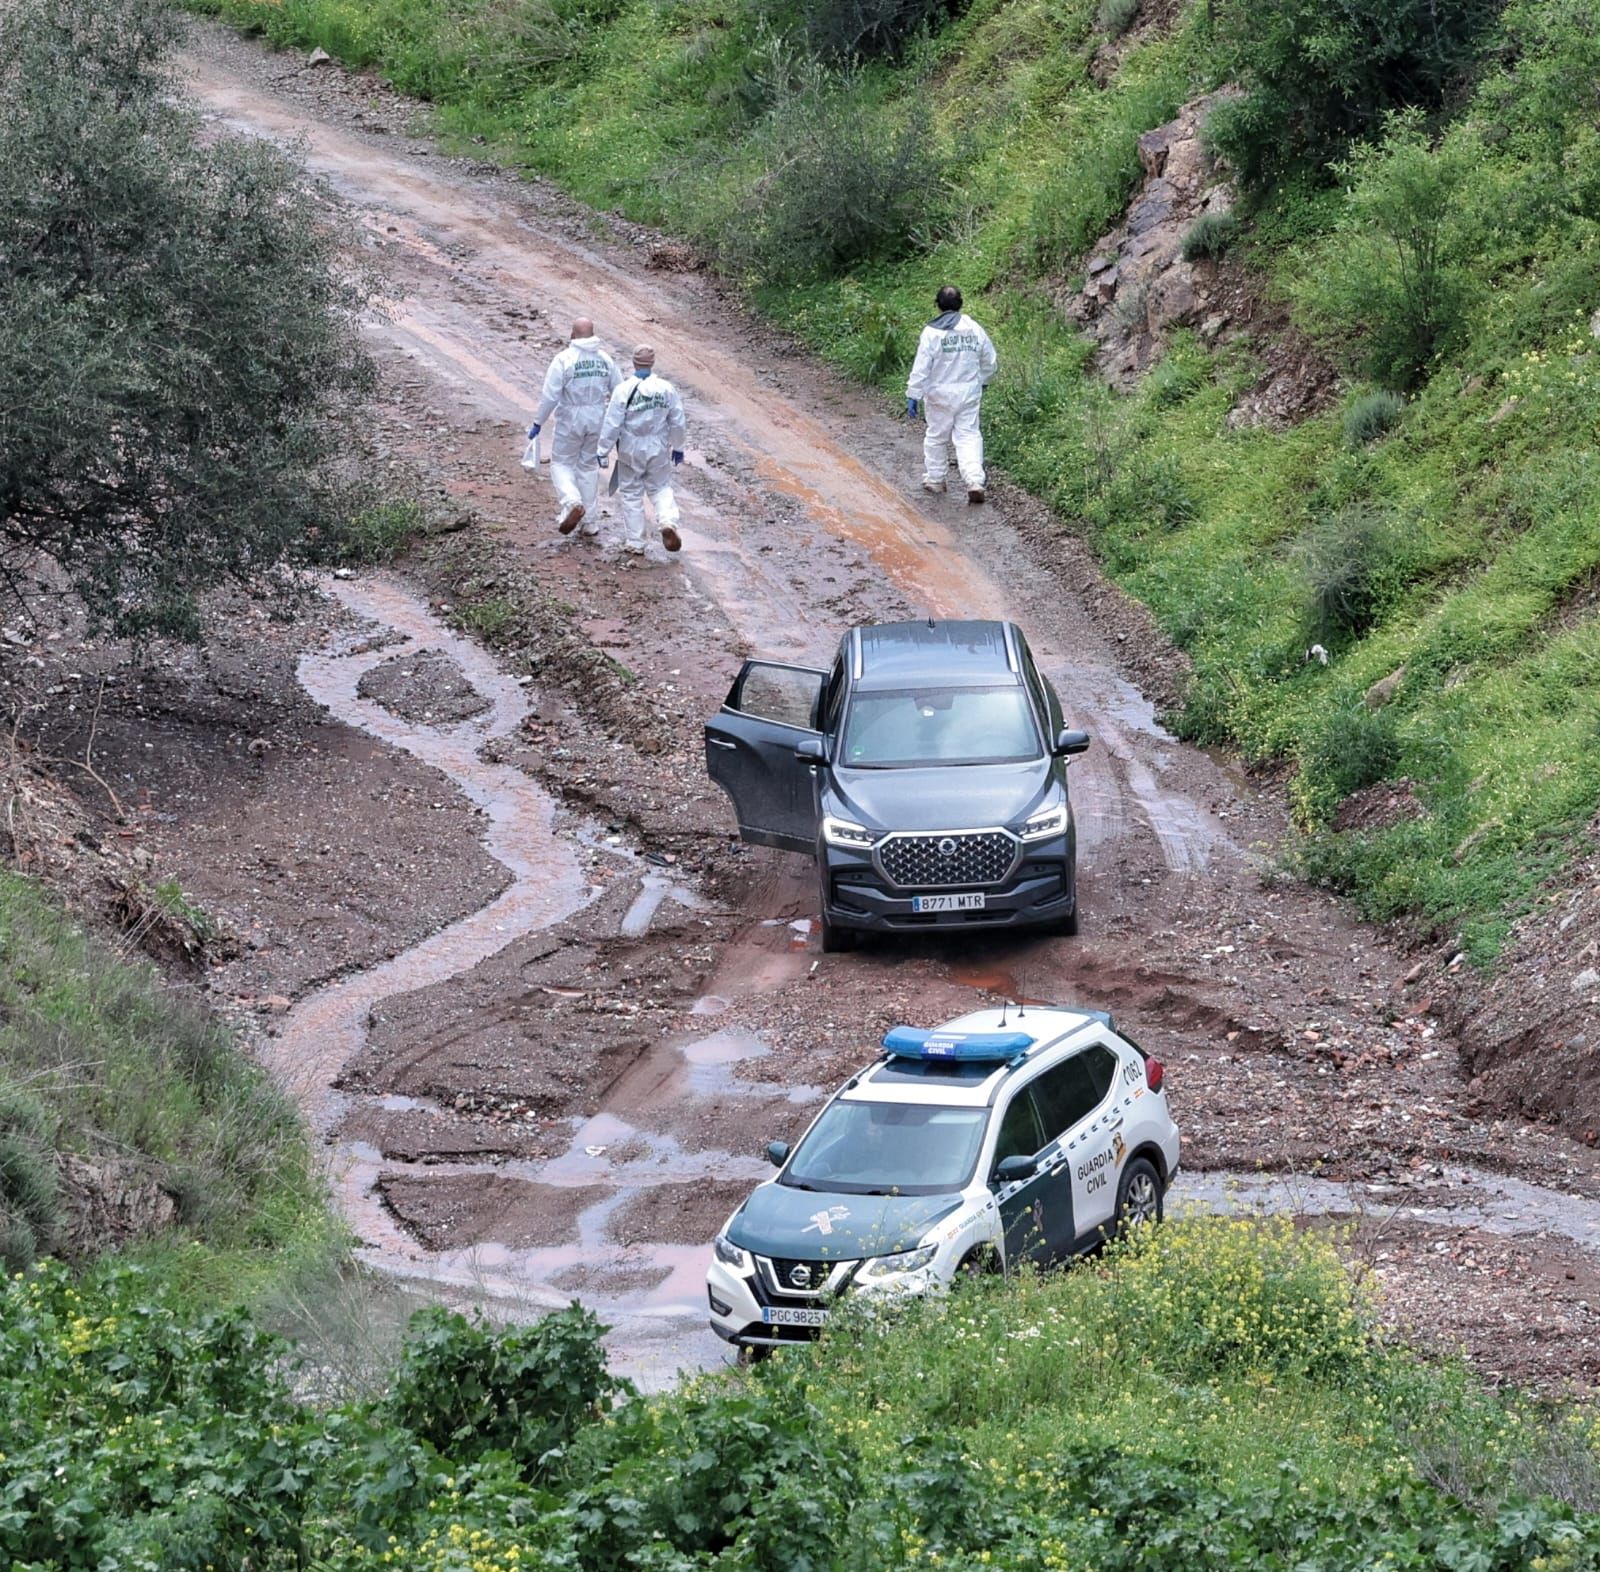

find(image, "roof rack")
[881,1026,1033,1065]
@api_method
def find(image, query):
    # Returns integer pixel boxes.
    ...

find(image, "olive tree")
[0,0,376,638]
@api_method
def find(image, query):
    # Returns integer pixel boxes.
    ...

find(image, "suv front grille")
[876,829,1019,890]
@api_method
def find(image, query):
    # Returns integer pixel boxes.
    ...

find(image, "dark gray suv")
[704,620,1090,951]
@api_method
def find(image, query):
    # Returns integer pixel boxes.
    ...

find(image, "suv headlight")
[1019,803,1068,841]
[857,1244,938,1282]
[823,815,878,849]
[712,1234,751,1271]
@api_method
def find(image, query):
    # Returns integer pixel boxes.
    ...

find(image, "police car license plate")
[912,894,986,913]
[761,1306,828,1327]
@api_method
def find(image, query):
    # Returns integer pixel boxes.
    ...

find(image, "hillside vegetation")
[193,0,1600,963]
[10,1217,1600,1568]
[0,872,337,1301]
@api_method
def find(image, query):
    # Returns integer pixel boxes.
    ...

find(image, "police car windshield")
[781,1101,988,1196]
[841,686,1040,768]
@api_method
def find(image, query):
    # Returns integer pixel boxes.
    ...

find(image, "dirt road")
[165,26,1600,1388]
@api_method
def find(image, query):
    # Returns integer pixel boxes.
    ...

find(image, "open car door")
[704,661,827,856]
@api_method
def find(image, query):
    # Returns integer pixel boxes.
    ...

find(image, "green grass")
[187,0,1600,960]
[0,871,340,1301]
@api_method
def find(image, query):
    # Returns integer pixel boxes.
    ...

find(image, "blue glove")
[671,450,684,466]
[906,398,919,419]
[527,422,541,439]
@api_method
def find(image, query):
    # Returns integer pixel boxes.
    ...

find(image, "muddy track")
[184,25,1600,1386]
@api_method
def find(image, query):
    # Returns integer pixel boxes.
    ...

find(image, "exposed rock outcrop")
[1062,92,1339,428]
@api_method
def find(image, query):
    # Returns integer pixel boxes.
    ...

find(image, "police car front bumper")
[708,1247,949,1346]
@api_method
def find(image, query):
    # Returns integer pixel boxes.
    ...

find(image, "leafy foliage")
[759,0,962,62]
[383,1304,623,1473]
[1296,505,1410,644]
[0,0,375,638]
[6,1226,1600,1568]
[1204,0,1501,188]
[715,78,945,281]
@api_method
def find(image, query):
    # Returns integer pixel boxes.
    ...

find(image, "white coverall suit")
[533,336,622,530]
[596,371,687,551]
[906,312,999,491]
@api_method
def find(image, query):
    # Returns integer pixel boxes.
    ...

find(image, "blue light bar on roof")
[882,1026,1034,1064]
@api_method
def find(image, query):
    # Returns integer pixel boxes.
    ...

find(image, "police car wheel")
[1111,1157,1162,1238]
[956,1245,999,1277]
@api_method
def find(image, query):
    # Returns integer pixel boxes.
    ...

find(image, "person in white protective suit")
[905,284,999,505]
[595,344,688,557]
[525,318,623,537]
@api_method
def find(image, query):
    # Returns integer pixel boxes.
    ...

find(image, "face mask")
[634,366,652,379]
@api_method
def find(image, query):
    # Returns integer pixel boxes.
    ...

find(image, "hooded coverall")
[596,371,687,551]
[533,336,623,528]
[906,311,999,491]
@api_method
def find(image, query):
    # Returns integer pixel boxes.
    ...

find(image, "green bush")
[8,1228,1600,1568]
[1179,210,1238,260]
[1296,703,1402,822]
[1299,114,1488,389]
[0,0,375,638]
[1296,504,1409,643]
[758,0,961,62]
[1343,389,1406,445]
[383,1304,623,1473]
[716,82,944,281]
[1204,0,1501,188]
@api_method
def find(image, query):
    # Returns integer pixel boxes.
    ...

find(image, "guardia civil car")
[706,1004,1179,1349]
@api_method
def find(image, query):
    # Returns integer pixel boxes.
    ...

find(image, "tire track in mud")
[273,575,787,1383]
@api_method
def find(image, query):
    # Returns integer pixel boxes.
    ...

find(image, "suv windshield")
[780,1101,988,1196]
[842,686,1040,767]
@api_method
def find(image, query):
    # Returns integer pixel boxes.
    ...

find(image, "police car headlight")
[857,1244,938,1281]
[712,1234,751,1271]
[823,815,878,849]
[1019,803,1068,841]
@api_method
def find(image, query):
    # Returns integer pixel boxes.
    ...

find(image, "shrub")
[758,0,961,63]
[1296,703,1403,822]
[0,0,375,638]
[718,82,944,282]
[1300,114,1488,389]
[1296,504,1408,643]
[1180,210,1239,260]
[1344,389,1407,445]
[383,1304,624,1474]
[1204,0,1500,189]
[1097,0,1140,38]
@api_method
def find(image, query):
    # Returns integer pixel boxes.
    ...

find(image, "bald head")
[632,344,656,370]
[571,317,594,339]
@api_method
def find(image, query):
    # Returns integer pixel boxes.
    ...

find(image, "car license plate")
[912,893,986,913]
[761,1306,828,1327]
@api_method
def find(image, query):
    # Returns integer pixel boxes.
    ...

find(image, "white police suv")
[706,1004,1179,1349]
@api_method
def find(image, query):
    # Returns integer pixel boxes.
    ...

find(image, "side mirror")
[765,1140,790,1167]
[1054,728,1091,758]
[794,737,827,765]
[994,1153,1038,1184]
